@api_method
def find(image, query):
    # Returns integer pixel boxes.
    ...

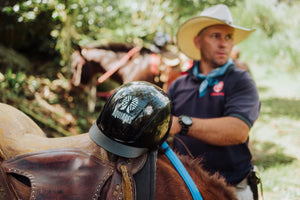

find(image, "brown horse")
[70,43,190,112]
[0,103,237,200]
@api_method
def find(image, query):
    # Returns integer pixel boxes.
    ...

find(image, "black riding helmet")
[89,81,171,158]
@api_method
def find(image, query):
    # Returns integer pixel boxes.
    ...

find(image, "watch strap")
[179,126,189,135]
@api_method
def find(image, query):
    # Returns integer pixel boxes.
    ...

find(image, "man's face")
[194,25,234,67]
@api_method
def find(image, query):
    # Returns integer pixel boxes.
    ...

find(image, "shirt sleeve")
[224,71,261,128]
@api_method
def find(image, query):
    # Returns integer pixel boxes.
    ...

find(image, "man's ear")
[194,36,201,50]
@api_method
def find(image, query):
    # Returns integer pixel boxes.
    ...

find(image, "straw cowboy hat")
[176,4,255,60]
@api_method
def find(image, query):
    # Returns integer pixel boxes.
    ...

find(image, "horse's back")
[0,103,45,159]
[0,103,45,136]
[0,103,105,160]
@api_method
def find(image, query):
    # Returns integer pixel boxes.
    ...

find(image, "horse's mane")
[178,154,237,200]
[82,42,152,54]
[156,151,237,200]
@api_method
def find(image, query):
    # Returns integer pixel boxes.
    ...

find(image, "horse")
[70,43,190,112]
[0,103,237,200]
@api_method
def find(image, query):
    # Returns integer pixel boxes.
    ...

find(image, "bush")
[232,0,300,71]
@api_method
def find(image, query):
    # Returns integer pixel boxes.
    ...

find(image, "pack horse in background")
[70,42,190,112]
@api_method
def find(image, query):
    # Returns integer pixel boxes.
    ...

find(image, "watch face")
[181,116,192,126]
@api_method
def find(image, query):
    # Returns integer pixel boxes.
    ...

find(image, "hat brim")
[176,16,255,60]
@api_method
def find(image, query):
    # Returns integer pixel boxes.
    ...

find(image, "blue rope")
[161,142,203,200]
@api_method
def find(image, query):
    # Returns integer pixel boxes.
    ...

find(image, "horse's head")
[71,50,86,87]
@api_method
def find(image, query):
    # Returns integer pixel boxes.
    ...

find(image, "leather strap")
[0,164,16,200]
[150,54,160,75]
[134,150,157,200]
[120,165,134,200]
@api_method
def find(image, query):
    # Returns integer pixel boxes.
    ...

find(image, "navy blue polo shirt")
[167,64,261,185]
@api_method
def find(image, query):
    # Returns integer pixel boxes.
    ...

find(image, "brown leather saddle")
[0,103,156,200]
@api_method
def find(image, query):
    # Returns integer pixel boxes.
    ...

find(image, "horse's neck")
[82,48,127,71]
[118,54,152,83]
[82,47,154,84]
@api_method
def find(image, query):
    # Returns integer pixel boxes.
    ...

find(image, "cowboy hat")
[176,4,255,60]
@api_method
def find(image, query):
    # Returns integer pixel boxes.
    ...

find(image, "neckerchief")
[193,58,233,98]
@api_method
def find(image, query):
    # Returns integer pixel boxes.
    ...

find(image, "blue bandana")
[193,58,233,98]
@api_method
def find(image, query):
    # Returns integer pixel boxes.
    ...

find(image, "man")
[167,4,261,200]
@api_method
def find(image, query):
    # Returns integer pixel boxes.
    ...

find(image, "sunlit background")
[1,0,300,199]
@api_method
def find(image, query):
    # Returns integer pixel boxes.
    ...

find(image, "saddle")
[0,103,156,200]
[0,148,153,200]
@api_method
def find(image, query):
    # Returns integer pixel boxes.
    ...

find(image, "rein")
[96,46,142,84]
[161,142,203,200]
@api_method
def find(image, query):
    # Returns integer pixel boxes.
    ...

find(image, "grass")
[248,61,300,199]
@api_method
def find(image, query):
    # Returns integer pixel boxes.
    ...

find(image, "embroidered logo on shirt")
[213,81,224,92]
[211,81,224,96]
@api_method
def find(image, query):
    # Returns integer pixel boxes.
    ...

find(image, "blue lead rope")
[161,142,203,200]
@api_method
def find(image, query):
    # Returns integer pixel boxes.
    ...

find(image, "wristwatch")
[178,115,193,135]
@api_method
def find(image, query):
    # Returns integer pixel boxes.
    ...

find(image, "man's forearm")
[170,116,250,146]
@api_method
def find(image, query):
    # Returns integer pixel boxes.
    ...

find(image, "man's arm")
[169,116,250,146]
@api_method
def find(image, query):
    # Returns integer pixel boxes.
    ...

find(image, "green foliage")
[0,0,239,75]
[2,0,300,72]
[0,69,29,108]
[0,1,58,55]
[252,140,296,169]
[232,0,300,70]
[6,68,27,95]
[0,45,32,72]
[260,97,300,120]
